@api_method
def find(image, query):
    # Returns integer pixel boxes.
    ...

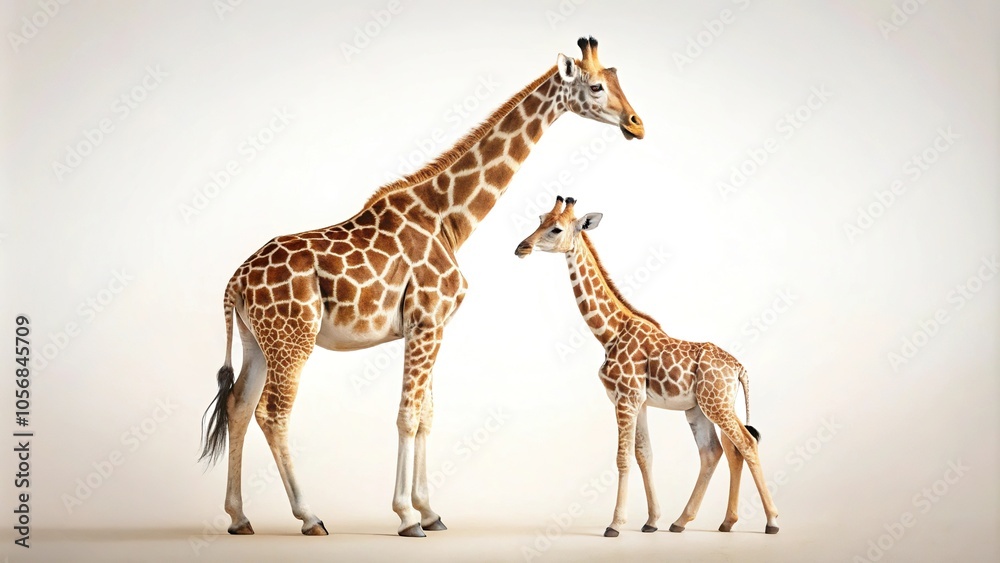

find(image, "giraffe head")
[515,196,602,258]
[556,37,644,140]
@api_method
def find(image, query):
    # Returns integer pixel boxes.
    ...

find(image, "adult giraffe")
[200,37,644,537]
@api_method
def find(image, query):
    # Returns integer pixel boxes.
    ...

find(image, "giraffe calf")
[514,196,779,536]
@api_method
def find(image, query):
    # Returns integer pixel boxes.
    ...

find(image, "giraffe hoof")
[399,523,426,538]
[603,527,619,538]
[719,522,734,532]
[302,520,329,536]
[227,521,254,535]
[641,525,657,533]
[423,518,447,531]
[765,525,779,535]
[668,524,685,533]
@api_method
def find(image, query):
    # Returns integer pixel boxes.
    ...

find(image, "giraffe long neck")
[419,68,567,250]
[565,232,633,347]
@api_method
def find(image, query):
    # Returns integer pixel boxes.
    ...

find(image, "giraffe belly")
[314,309,403,351]
[644,388,697,411]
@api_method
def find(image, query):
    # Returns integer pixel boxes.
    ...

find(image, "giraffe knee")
[704,441,723,466]
[397,409,421,436]
[617,456,631,473]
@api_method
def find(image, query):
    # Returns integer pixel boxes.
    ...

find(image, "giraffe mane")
[580,231,662,329]
[363,65,559,208]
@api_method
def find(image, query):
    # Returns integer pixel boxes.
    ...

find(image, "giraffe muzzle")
[620,114,644,140]
[514,243,534,258]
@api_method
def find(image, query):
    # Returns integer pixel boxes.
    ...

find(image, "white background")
[1,1,997,561]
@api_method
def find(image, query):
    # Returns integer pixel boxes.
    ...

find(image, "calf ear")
[557,53,579,82]
[575,213,603,232]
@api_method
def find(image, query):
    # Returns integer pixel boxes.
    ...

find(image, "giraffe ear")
[539,214,547,224]
[575,213,603,232]
[557,53,579,82]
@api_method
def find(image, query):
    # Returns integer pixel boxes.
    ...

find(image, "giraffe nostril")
[629,114,641,126]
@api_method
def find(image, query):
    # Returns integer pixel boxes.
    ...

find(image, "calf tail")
[739,367,761,443]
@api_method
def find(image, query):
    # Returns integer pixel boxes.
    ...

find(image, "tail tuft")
[746,425,761,444]
[199,365,234,465]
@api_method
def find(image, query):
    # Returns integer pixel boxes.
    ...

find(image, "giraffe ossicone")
[515,196,780,536]
[200,37,644,537]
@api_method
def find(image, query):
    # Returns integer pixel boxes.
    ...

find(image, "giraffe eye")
[590,84,604,93]
[550,227,563,234]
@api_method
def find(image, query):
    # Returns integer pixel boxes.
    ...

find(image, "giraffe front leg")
[412,390,446,531]
[634,405,661,533]
[392,326,443,537]
[605,400,639,537]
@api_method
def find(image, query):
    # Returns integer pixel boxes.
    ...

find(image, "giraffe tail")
[739,367,761,443]
[199,283,237,465]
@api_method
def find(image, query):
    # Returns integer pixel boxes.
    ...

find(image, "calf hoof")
[604,527,619,538]
[641,524,657,533]
[399,523,426,538]
[228,521,254,535]
[423,518,447,531]
[302,520,329,536]
[719,522,734,533]
[765,525,779,535]
[668,524,685,533]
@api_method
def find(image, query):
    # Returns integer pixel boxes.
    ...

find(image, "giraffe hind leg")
[703,407,779,534]
[669,405,723,532]
[224,315,267,534]
[254,330,327,536]
[718,431,744,532]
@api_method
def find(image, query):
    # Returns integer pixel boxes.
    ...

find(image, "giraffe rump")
[199,365,234,465]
